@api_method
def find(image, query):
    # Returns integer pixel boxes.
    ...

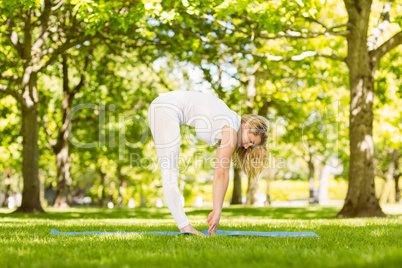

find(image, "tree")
[0,0,100,212]
[336,1,401,216]
[44,46,94,208]
[0,0,150,212]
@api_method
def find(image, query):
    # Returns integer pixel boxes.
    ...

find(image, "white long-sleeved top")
[151,90,242,146]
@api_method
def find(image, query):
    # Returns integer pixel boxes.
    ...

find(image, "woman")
[147,90,268,236]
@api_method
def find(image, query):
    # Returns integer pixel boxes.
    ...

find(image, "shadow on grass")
[0,206,341,220]
[0,207,172,220]
[187,206,341,219]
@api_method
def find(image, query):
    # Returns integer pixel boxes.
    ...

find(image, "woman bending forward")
[147,90,268,235]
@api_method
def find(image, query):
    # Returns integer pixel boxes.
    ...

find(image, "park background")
[0,0,401,267]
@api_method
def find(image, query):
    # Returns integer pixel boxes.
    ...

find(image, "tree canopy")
[0,0,401,215]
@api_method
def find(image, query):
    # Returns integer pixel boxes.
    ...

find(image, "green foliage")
[1,0,401,208]
[373,47,402,176]
[0,96,22,174]
[1,0,41,11]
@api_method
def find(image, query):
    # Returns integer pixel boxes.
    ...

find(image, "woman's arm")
[206,126,237,235]
[212,169,229,216]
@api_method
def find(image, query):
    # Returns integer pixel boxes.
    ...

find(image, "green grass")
[1,205,402,268]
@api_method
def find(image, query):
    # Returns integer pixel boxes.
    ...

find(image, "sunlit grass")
[1,205,401,267]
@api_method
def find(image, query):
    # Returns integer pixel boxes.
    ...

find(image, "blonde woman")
[148,90,268,236]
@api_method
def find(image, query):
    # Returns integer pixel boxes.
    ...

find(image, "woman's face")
[240,123,262,149]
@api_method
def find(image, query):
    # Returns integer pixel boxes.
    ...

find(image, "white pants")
[147,98,190,229]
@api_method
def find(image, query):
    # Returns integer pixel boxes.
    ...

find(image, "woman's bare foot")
[180,224,206,236]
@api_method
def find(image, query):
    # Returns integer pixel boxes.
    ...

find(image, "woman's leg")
[148,102,190,229]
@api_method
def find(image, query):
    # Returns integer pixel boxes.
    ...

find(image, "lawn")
[1,204,401,268]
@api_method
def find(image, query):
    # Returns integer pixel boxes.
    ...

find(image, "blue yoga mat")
[50,229,318,237]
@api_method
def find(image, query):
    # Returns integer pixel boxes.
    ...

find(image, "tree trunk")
[39,170,45,206]
[53,145,72,208]
[308,157,317,204]
[337,0,385,217]
[140,187,147,207]
[15,103,44,213]
[2,173,11,207]
[265,168,276,206]
[231,165,242,204]
[117,165,125,207]
[318,164,329,205]
[0,172,2,206]
[243,70,262,206]
[245,175,258,205]
[97,168,107,207]
[379,149,398,204]
[395,174,400,203]
[395,150,400,202]
[53,54,74,208]
[13,9,44,213]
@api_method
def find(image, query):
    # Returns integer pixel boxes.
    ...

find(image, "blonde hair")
[232,114,268,179]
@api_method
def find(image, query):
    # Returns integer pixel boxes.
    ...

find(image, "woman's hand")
[206,210,221,235]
